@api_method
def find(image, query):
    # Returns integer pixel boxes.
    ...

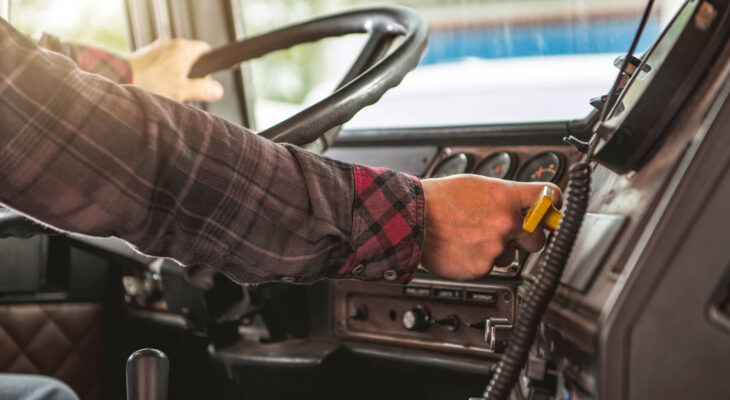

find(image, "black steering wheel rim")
[189,6,429,146]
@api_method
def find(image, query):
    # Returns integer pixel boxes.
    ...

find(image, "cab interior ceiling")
[1,0,730,400]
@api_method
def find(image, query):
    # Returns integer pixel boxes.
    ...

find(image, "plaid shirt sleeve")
[33,32,132,84]
[0,18,424,285]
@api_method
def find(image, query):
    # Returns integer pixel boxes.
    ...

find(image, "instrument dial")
[473,151,517,180]
[516,151,564,183]
[431,153,473,177]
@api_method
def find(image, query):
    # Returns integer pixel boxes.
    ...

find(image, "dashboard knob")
[347,305,368,321]
[489,324,513,353]
[484,317,510,345]
[402,306,431,332]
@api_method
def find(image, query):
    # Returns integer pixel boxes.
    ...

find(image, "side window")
[9,0,129,53]
[1,1,9,20]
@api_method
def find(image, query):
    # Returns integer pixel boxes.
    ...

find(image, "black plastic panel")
[561,213,627,292]
[324,145,437,176]
[0,236,46,293]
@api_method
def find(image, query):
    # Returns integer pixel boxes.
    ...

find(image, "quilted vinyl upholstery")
[0,303,104,400]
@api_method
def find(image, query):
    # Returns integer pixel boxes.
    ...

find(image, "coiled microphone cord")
[483,162,591,400]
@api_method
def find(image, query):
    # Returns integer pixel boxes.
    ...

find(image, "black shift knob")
[126,348,169,400]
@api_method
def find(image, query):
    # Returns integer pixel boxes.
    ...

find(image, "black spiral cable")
[483,162,591,400]
[477,1,656,397]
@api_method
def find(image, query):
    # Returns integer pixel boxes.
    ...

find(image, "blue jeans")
[0,374,79,400]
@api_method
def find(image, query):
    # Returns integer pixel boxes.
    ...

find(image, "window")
[234,0,684,130]
[10,0,129,53]
[1,1,9,20]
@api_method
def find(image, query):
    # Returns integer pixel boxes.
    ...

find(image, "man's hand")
[420,176,562,281]
[128,38,224,103]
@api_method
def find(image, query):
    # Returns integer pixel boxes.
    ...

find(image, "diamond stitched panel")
[0,303,104,400]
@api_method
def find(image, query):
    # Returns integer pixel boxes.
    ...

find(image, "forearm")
[0,18,423,284]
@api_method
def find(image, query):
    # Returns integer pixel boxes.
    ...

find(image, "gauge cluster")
[426,146,578,188]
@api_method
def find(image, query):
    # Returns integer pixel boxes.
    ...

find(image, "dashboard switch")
[489,324,513,353]
[466,290,498,304]
[564,135,590,153]
[403,285,430,297]
[433,288,462,300]
[347,305,368,321]
[402,306,431,332]
[484,317,510,345]
[435,314,460,331]
[467,318,487,330]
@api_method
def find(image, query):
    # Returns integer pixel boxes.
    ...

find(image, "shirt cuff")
[34,32,132,84]
[331,166,425,284]
[74,46,132,84]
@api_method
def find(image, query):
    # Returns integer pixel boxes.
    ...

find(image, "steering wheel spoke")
[189,6,428,147]
[306,31,399,153]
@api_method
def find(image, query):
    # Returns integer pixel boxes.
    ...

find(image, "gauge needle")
[537,166,543,178]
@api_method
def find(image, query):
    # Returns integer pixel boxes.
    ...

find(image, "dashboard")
[2,1,729,399]
[329,144,581,357]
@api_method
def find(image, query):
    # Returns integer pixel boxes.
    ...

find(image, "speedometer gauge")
[516,152,564,183]
[474,151,517,180]
[431,153,472,177]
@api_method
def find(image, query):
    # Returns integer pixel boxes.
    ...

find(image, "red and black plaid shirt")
[0,18,424,285]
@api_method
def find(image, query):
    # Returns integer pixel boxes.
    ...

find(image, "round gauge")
[516,151,564,183]
[431,153,472,177]
[473,151,517,180]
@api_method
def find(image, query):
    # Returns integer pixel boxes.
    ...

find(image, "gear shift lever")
[126,348,169,400]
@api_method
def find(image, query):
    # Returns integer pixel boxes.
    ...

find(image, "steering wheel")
[189,6,428,148]
[0,7,428,238]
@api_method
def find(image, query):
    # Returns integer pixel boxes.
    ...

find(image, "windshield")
[235,0,683,131]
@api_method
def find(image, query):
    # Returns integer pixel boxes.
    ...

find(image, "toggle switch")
[347,305,368,321]
[523,186,562,233]
[467,318,487,330]
[484,317,509,345]
[489,324,512,353]
[434,314,460,331]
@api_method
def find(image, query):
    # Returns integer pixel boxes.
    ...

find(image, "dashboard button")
[403,286,431,297]
[433,288,462,300]
[466,290,498,304]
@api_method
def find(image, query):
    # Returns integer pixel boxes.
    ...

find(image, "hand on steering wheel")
[129,38,225,103]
